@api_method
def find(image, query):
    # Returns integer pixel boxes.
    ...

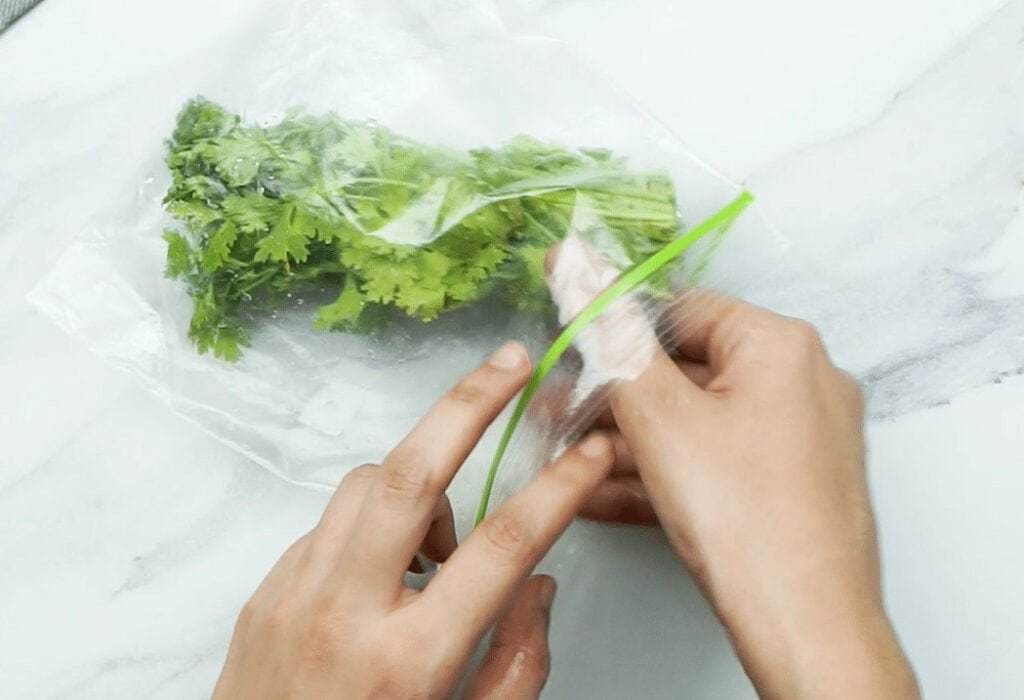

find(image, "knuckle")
[348,462,380,478]
[783,318,823,347]
[256,599,294,635]
[717,301,751,335]
[379,456,432,504]
[479,512,535,560]
[447,375,490,406]
[235,598,260,631]
[341,463,379,489]
[756,318,824,365]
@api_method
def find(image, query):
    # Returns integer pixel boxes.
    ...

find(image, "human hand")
[213,342,614,700]
[584,291,918,699]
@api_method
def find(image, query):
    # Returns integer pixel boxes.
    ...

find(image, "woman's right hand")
[586,291,919,700]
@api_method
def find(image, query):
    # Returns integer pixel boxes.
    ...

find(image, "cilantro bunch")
[162,97,681,359]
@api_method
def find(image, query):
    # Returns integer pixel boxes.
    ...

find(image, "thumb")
[463,575,556,699]
[609,349,707,441]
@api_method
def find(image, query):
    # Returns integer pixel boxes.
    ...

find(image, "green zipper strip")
[473,189,755,524]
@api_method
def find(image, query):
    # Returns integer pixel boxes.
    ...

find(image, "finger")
[342,341,532,593]
[590,357,709,433]
[420,433,614,646]
[304,464,378,567]
[420,494,457,564]
[317,464,378,535]
[568,429,637,476]
[664,288,784,370]
[591,406,617,429]
[548,234,666,411]
[526,374,573,424]
[546,235,705,451]
[462,575,556,700]
[676,358,713,388]
[608,350,708,442]
[599,275,717,439]
[608,431,637,476]
[408,496,457,573]
[578,478,658,526]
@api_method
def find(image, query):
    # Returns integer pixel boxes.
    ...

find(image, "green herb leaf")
[254,204,311,264]
[200,221,238,272]
[163,230,193,278]
[314,275,365,330]
[161,96,683,359]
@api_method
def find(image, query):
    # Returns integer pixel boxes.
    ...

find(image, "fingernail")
[539,576,557,608]
[489,341,525,370]
[579,433,609,460]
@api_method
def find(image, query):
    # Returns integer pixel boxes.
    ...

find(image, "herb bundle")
[162,97,681,359]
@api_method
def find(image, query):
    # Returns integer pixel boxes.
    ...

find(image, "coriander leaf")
[224,193,277,234]
[314,275,365,330]
[166,199,223,229]
[212,130,274,187]
[170,97,237,147]
[254,204,311,264]
[360,261,414,304]
[417,249,451,279]
[395,279,448,319]
[163,229,194,279]
[201,221,238,272]
[212,325,246,361]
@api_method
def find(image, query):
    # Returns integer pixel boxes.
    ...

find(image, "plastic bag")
[28,0,786,520]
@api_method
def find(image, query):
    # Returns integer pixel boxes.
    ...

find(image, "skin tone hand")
[580,290,919,699]
[213,341,614,700]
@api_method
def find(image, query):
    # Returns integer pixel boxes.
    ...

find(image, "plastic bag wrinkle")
[28,1,786,514]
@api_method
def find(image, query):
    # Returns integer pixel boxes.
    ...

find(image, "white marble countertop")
[2,0,1023,697]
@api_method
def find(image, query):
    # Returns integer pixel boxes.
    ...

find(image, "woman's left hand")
[213,341,615,699]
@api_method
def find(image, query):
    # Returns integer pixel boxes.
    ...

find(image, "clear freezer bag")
[28,0,787,521]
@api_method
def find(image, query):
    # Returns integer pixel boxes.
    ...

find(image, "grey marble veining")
[745,1,1024,418]
[0,0,41,32]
